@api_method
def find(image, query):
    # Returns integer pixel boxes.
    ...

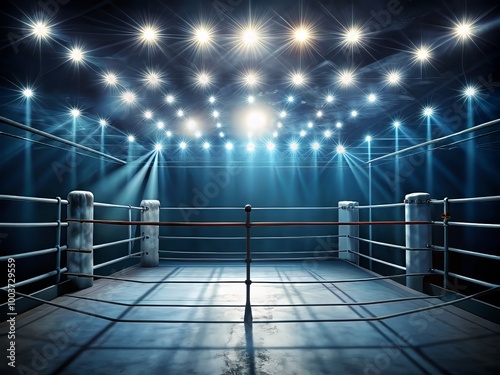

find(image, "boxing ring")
[1,192,500,374]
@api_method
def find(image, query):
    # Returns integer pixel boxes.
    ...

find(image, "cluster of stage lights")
[149,139,348,154]
[25,17,478,86]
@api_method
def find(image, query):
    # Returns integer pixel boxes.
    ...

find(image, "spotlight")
[336,122,342,128]
[464,86,477,97]
[312,142,320,151]
[247,142,255,151]
[293,26,310,43]
[122,91,136,104]
[326,95,334,103]
[155,143,163,152]
[179,141,187,149]
[70,108,81,118]
[368,94,377,102]
[166,130,172,137]
[316,111,323,118]
[291,73,305,86]
[99,119,107,127]
[266,141,276,151]
[195,131,202,138]
[246,111,267,130]
[203,142,211,149]
[216,122,222,128]
[69,47,84,63]
[197,72,211,86]
[219,132,225,138]
[140,25,159,44]
[279,111,287,118]
[144,71,162,87]
[242,27,258,46]
[144,110,153,119]
[415,46,430,61]
[336,145,346,154]
[290,142,299,151]
[127,135,135,142]
[157,121,164,129]
[194,26,212,46]
[345,27,362,44]
[177,109,184,117]
[351,110,358,117]
[365,135,372,142]
[387,71,401,85]
[423,107,434,116]
[288,95,295,103]
[31,21,51,40]
[166,95,175,104]
[244,72,259,86]
[225,142,234,150]
[212,110,219,118]
[272,131,278,138]
[338,70,354,86]
[187,120,196,130]
[22,88,33,98]
[324,130,332,138]
[454,21,474,40]
[277,122,283,129]
[393,121,401,128]
[248,95,255,104]
[307,122,313,128]
[104,73,118,86]
[300,130,307,137]
[209,96,216,103]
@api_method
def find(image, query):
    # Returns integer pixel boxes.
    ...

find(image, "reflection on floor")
[1,260,499,375]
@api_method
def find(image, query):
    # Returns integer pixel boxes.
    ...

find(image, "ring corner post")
[338,201,359,264]
[67,190,94,290]
[140,200,160,267]
[405,192,432,292]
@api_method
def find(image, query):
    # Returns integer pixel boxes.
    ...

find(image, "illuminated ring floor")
[2,260,499,375]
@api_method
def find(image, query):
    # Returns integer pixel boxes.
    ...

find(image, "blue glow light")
[307,122,313,128]
[144,110,153,119]
[180,141,187,149]
[312,142,320,151]
[279,111,287,118]
[266,141,276,151]
[290,142,299,151]
[155,143,163,152]
[316,111,323,118]
[336,122,342,128]
[31,21,51,40]
[248,95,255,104]
[203,142,211,149]
[300,130,307,137]
[336,145,346,154]
[216,122,222,128]
[122,91,136,104]
[423,107,434,116]
[99,119,107,126]
[70,108,81,118]
[104,73,118,86]
[272,131,278,138]
[277,122,283,128]
[22,88,33,98]
[368,94,376,102]
[225,142,234,150]
[247,142,255,151]
[127,135,135,142]
[157,121,164,129]
[213,110,219,118]
[219,132,225,138]
[365,135,372,142]
[326,95,334,103]
[287,95,294,103]
[393,121,401,128]
[351,110,358,117]
[177,109,184,117]
[195,131,202,138]
[209,96,216,103]
[324,130,332,138]
[464,86,477,97]
[166,131,172,137]
[166,95,175,104]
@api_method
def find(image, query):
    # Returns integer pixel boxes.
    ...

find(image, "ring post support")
[338,201,359,264]
[141,200,160,267]
[405,192,432,292]
[67,191,94,290]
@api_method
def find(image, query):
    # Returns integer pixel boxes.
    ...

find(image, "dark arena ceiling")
[1,0,499,166]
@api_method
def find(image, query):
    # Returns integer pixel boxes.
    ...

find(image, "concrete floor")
[1,260,500,375]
